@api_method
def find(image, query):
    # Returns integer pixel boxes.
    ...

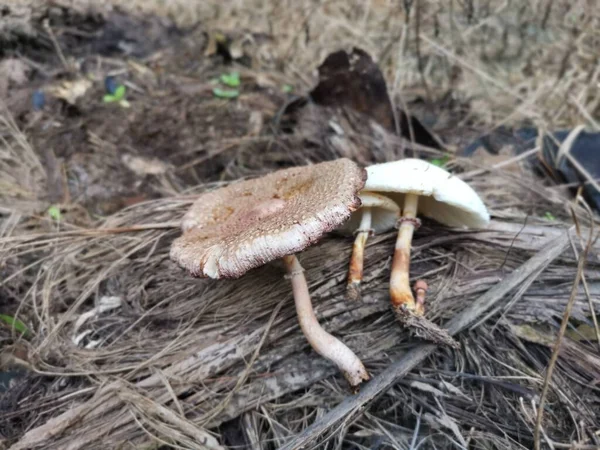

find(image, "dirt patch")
[2,7,300,218]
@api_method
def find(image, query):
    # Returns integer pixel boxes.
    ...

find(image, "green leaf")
[103,94,117,103]
[213,87,239,99]
[113,84,126,101]
[544,211,556,221]
[103,85,126,103]
[282,84,294,93]
[220,71,240,87]
[431,155,450,167]
[48,205,61,221]
[0,314,30,337]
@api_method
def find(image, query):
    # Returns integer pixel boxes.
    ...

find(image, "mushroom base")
[346,282,362,302]
[389,281,422,314]
[394,306,459,349]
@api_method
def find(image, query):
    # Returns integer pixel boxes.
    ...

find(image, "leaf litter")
[1,2,600,449]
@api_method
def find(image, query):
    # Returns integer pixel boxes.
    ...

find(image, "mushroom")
[364,158,489,320]
[170,158,370,389]
[336,192,400,301]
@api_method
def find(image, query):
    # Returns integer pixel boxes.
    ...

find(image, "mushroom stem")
[347,208,372,301]
[389,193,424,315]
[282,254,370,389]
[414,280,428,311]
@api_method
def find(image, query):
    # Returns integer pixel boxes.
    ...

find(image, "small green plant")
[103,84,125,103]
[0,314,31,337]
[213,87,240,99]
[103,84,130,107]
[220,71,240,88]
[48,205,61,221]
[282,84,294,93]
[544,211,556,221]
[212,71,241,99]
[430,155,451,167]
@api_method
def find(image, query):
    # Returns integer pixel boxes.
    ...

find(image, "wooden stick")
[280,227,573,450]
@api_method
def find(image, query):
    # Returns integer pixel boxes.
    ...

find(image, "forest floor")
[1,1,599,449]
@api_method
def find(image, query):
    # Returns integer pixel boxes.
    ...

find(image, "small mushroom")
[364,158,489,319]
[170,159,370,389]
[336,192,399,301]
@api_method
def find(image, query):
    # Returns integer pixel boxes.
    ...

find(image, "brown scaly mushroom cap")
[170,158,367,278]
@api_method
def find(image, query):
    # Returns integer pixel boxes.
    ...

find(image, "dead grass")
[131,0,600,131]
[3,0,599,131]
[1,0,600,449]
[2,117,600,448]
[0,111,45,216]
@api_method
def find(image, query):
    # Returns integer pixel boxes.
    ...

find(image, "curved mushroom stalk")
[170,159,368,391]
[347,208,373,301]
[389,193,424,315]
[283,254,370,389]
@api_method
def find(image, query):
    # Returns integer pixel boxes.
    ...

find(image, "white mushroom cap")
[170,159,366,279]
[337,191,400,235]
[364,158,490,228]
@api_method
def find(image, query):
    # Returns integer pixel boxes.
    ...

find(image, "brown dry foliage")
[1,1,600,449]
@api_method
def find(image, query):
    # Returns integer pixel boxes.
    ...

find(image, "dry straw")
[1,0,600,448]
[3,113,600,448]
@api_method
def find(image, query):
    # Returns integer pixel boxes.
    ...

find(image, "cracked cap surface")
[170,158,366,278]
